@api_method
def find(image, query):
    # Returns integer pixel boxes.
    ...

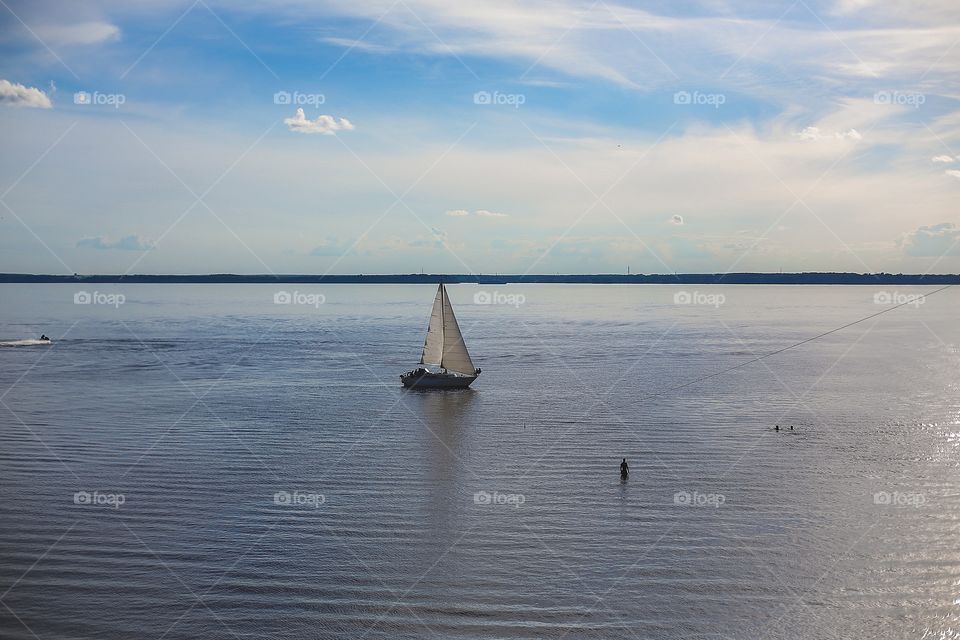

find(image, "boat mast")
[439,283,446,372]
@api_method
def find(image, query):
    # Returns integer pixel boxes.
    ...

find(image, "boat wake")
[0,339,52,347]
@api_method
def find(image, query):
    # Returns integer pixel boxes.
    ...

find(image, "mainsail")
[419,284,476,376]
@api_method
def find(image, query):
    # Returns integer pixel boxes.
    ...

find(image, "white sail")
[439,285,476,376]
[420,285,444,365]
[418,284,476,376]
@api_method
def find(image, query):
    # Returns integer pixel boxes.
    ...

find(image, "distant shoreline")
[1,273,958,285]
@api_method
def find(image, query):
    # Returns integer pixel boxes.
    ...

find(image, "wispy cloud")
[77,235,152,251]
[796,127,862,142]
[253,0,960,103]
[34,22,120,46]
[320,36,392,54]
[0,79,52,108]
[900,223,960,257]
[408,227,449,249]
[5,1,960,274]
[446,209,508,218]
[309,237,355,256]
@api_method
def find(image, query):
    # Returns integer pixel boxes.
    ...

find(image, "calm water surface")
[0,284,958,639]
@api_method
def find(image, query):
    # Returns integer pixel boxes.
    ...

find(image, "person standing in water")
[620,458,629,478]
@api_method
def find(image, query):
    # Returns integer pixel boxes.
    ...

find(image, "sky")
[1,0,959,275]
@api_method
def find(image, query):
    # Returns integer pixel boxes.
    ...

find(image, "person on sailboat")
[620,458,629,478]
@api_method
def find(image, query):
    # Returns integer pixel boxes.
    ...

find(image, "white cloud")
[408,227,449,249]
[831,0,879,15]
[320,37,392,53]
[830,0,958,24]
[946,170,960,179]
[446,209,508,218]
[796,126,862,141]
[669,214,684,225]
[11,95,960,273]
[34,22,120,46]
[900,223,960,257]
[77,235,152,251]
[932,155,956,163]
[0,79,52,109]
[284,108,354,134]
[309,237,354,256]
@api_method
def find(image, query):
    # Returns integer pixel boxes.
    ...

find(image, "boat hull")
[400,370,477,389]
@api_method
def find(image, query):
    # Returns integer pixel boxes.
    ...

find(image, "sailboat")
[401,284,480,389]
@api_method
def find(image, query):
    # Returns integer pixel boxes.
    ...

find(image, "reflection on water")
[0,284,958,639]
[416,389,476,530]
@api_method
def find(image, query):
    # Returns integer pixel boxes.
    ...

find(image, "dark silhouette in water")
[620,458,629,479]
[774,425,780,431]
[790,425,794,430]
[39,335,49,341]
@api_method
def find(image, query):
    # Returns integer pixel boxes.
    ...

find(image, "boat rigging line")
[635,283,954,403]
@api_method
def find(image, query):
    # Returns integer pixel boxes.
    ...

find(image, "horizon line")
[2,271,959,285]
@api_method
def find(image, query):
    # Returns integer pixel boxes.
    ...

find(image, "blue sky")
[1,0,959,275]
